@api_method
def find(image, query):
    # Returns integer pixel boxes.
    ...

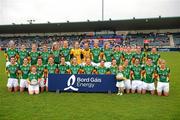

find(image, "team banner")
[48,74,117,92]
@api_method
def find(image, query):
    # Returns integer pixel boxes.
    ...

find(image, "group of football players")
[5,40,170,96]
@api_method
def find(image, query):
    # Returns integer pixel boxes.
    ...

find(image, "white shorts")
[46,78,48,87]
[65,62,71,66]
[20,79,28,88]
[28,84,39,92]
[124,79,131,89]
[7,78,19,88]
[104,62,111,68]
[116,81,125,88]
[39,78,45,87]
[6,61,17,67]
[157,82,169,93]
[6,61,11,67]
[131,80,143,91]
[142,82,155,91]
[91,62,100,67]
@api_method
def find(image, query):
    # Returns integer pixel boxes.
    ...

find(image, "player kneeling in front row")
[116,65,125,96]
[27,66,40,95]
[122,59,131,93]
[142,58,156,95]
[19,58,30,92]
[156,60,170,96]
[131,58,143,94]
[36,57,46,92]
[6,56,19,92]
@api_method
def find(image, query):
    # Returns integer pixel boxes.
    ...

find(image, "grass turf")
[0,51,180,120]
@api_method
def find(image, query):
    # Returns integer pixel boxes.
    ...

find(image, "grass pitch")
[0,51,180,120]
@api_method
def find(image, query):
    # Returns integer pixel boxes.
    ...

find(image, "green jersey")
[109,66,118,74]
[123,65,131,79]
[82,65,95,74]
[6,64,19,78]
[18,50,28,65]
[29,51,39,65]
[103,48,113,62]
[5,48,18,61]
[96,66,108,74]
[113,51,123,65]
[58,64,68,74]
[131,65,142,80]
[37,65,46,78]
[133,52,145,64]
[60,48,71,61]
[46,64,58,74]
[143,65,156,83]
[40,51,50,64]
[28,73,39,81]
[20,64,30,79]
[91,47,101,63]
[157,67,170,83]
[123,53,133,65]
[69,65,81,74]
[147,53,160,64]
[51,50,60,64]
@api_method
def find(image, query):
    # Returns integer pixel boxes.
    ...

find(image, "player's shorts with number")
[7,78,19,88]
[142,82,155,91]
[157,82,169,93]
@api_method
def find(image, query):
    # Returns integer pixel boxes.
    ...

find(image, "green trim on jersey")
[46,64,58,74]
[58,64,68,74]
[18,50,28,65]
[109,65,118,74]
[91,47,101,63]
[20,64,30,79]
[131,65,142,80]
[40,51,50,65]
[60,48,71,61]
[82,65,95,74]
[96,66,108,74]
[29,51,39,65]
[6,64,19,78]
[51,50,60,64]
[5,48,18,61]
[143,65,156,83]
[157,67,170,83]
[103,48,113,62]
[69,65,81,74]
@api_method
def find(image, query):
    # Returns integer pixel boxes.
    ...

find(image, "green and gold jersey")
[123,65,131,79]
[143,65,156,83]
[96,66,108,74]
[123,52,133,65]
[20,64,30,79]
[6,64,19,78]
[69,65,81,74]
[36,64,46,78]
[40,51,50,65]
[58,64,68,74]
[5,48,18,61]
[113,51,123,65]
[60,48,71,61]
[157,67,170,83]
[51,50,60,64]
[133,52,145,64]
[103,48,113,62]
[18,50,28,65]
[91,47,101,63]
[82,65,95,74]
[131,65,142,80]
[147,53,160,65]
[109,65,118,74]
[29,51,39,65]
[46,64,58,74]
[28,72,39,81]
